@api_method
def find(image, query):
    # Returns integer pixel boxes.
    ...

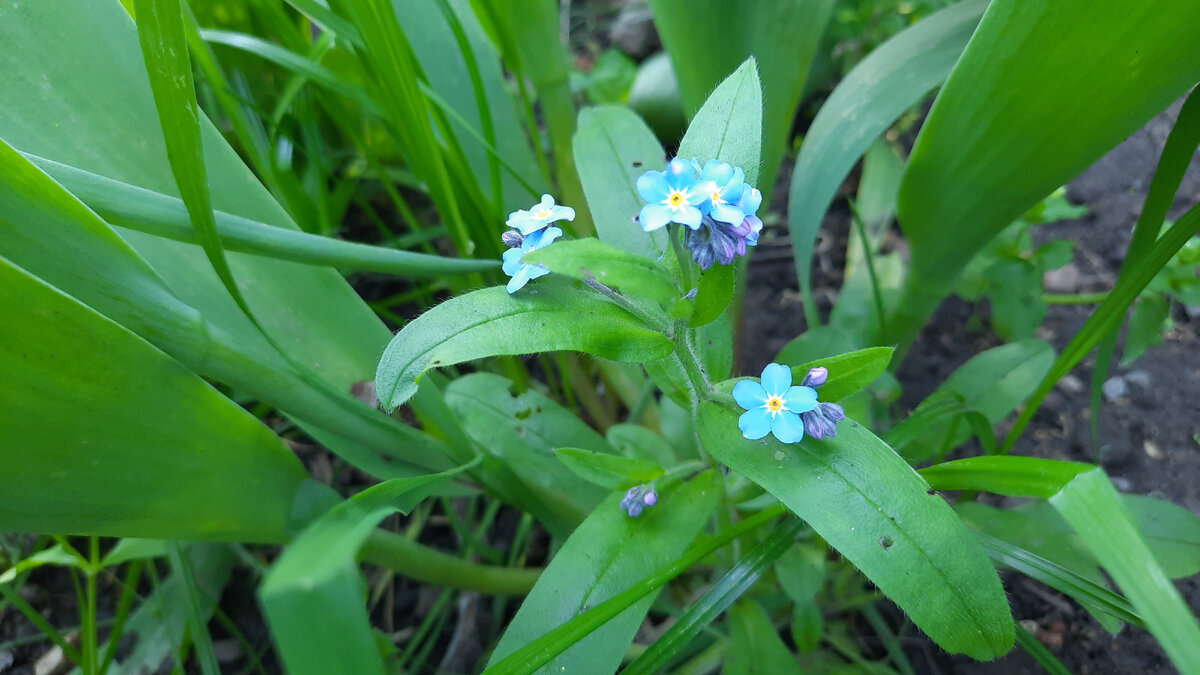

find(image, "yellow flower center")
[535,210,550,219]
[766,396,784,413]
[667,191,684,206]
[711,190,722,202]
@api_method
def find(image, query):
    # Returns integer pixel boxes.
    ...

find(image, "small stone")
[1144,440,1164,459]
[608,1,660,59]
[34,646,65,675]
[1124,370,1152,388]
[0,651,14,671]
[1102,376,1128,401]
[1186,304,1200,320]
[1058,374,1086,394]
[1043,263,1082,293]
[1110,476,1133,492]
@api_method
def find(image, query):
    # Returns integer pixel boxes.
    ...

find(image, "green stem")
[82,537,99,675]
[849,199,887,340]
[583,279,667,330]
[669,226,697,292]
[359,530,542,596]
[1043,291,1109,305]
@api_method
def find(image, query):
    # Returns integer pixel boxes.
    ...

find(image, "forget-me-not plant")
[733,363,819,444]
[502,226,562,293]
[636,158,707,231]
[506,194,576,234]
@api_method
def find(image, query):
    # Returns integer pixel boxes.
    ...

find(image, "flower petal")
[538,194,555,211]
[506,264,534,293]
[547,204,575,222]
[738,407,773,440]
[771,411,805,444]
[783,385,819,414]
[636,171,669,202]
[759,363,792,397]
[501,247,524,276]
[732,379,768,410]
[676,204,703,229]
[639,203,673,232]
[710,202,746,226]
[664,157,696,190]
[506,210,535,232]
[528,226,563,250]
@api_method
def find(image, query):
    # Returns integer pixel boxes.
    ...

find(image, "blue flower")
[502,226,562,293]
[735,186,763,246]
[733,363,819,444]
[506,194,575,235]
[636,158,707,231]
[695,160,746,225]
[620,485,658,517]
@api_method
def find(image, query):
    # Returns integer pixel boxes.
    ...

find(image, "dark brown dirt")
[740,99,1200,673]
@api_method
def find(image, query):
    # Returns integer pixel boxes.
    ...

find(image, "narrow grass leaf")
[487,472,721,675]
[920,456,1094,499]
[724,599,803,675]
[1050,469,1200,671]
[375,279,673,411]
[696,404,1013,659]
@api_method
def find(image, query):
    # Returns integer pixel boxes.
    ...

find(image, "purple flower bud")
[501,230,524,248]
[800,402,844,440]
[642,488,658,506]
[619,485,658,517]
[802,367,828,388]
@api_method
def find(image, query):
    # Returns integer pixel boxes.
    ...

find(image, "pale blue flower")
[636,158,707,231]
[506,194,576,235]
[733,363,818,444]
[695,160,745,225]
[502,226,562,293]
[735,186,763,246]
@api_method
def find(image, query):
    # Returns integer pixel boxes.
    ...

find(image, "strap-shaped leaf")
[921,456,1093,499]
[0,256,306,543]
[891,0,1200,344]
[696,403,1013,659]
[487,471,721,674]
[375,279,673,411]
[787,346,894,402]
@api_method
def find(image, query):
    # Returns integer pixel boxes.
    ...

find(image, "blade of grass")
[1014,621,1071,675]
[166,543,220,675]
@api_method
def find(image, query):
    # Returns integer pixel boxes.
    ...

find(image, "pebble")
[1124,370,1152,388]
[1043,263,1082,293]
[1144,440,1164,459]
[608,1,659,58]
[1058,374,1086,394]
[0,651,14,671]
[1102,376,1128,401]
[1110,476,1133,492]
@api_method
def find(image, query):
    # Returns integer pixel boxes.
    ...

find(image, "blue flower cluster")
[636,158,762,270]
[733,364,844,444]
[501,194,574,293]
[620,484,658,517]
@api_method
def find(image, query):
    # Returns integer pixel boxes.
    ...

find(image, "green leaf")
[920,456,1094,499]
[696,404,1013,659]
[1050,469,1200,671]
[627,52,687,142]
[555,449,664,490]
[623,518,805,675]
[259,462,473,675]
[689,262,734,328]
[775,325,857,366]
[582,48,637,105]
[891,0,1200,344]
[649,0,833,197]
[487,471,721,674]
[522,238,680,306]
[789,0,986,323]
[375,279,673,411]
[1124,495,1200,580]
[606,424,679,467]
[724,600,803,675]
[788,346,894,403]
[30,155,496,277]
[0,256,306,542]
[444,373,613,536]
[675,58,763,185]
[574,106,669,259]
[1121,294,1171,365]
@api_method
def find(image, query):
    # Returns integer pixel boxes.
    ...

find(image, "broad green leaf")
[892,0,1200,345]
[788,346,894,403]
[31,155,496,277]
[487,471,721,674]
[689,262,734,328]
[789,0,985,324]
[1124,495,1200,579]
[606,424,679,467]
[260,463,472,675]
[650,0,833,197]
[627,52,687,142]
[522,238,680,306]
[624,518,805,675]
[0,257,306,542]
[1051,469,1200,671]
[444,373,613,536]
[696,404,1013,658]
[920,456,1093,499]
[573,106,668,259]
[554,449,664,490]
[675,58,763,186]
[696,310,733,381]
[375,279,673,411]
[724,600,803,675]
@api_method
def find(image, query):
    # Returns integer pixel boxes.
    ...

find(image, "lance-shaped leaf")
[891,0,1200,344]
[522,238,680,306]
[696,403,1013,659]
[0,256,306,543]
[375,279,673,411]
[487,471,721,674]
[676,57,763,186]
